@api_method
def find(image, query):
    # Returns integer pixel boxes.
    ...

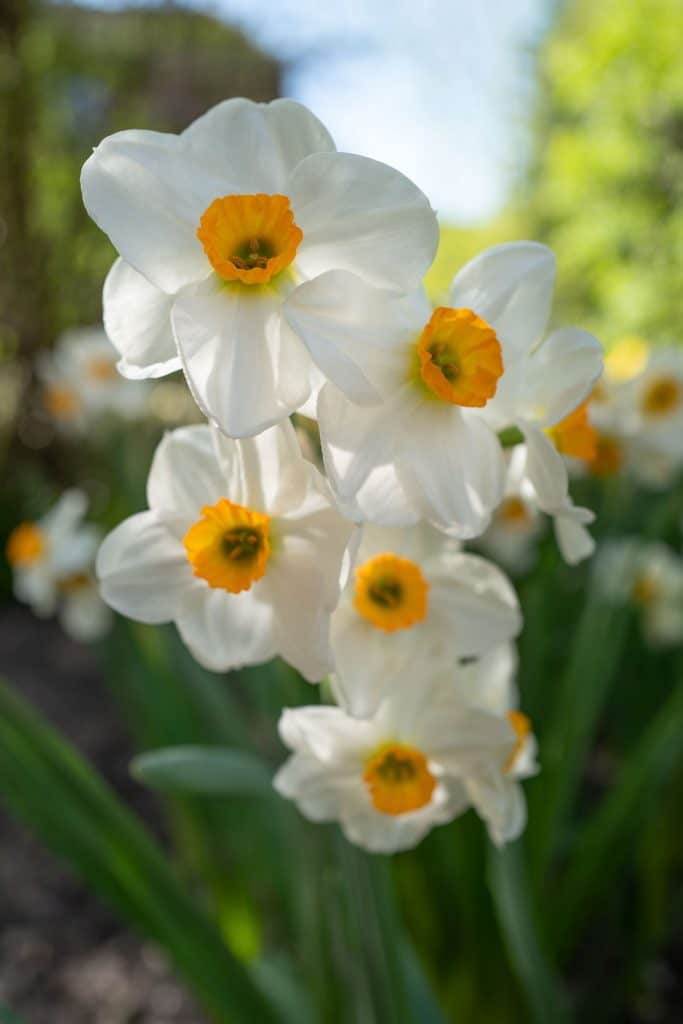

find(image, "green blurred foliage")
[430,0,683,349]
[527,0,683,343]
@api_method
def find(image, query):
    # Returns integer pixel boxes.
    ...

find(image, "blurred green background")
[0,1,682,1022]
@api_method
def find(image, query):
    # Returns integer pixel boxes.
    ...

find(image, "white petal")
[330,595,420,718]
[96,511,190,623]
[284,271,426,403]
[519,422,570,511]
[524,327,604,426]
[173,280,311,439]
[263,508,353,682]
[210,419,313,515]
[147,425,226,520]
[448,242,555,355]
[60,585,112,642]
[103,259,179,378]
[466,770,527,847]
[427,552,522,658]
[318,384,419,526]
[397,407,506,539]
[341,800,443,854]
[274,753,354,822]
[175,586,277,673]
[289,152,439,290]
[278,706,376,763]
[182,97,335,194]
[553,510,596,565]
[81,129,226,293]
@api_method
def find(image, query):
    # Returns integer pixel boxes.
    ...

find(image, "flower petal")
[518,423,570,511]
[449,242,555,355]
[173,279,311,439]
[524,326,604,426]
[284,271,425,403]
[318,384,419,526]
[553,508,596,565]
[427,552,522,658]
[147,425,227,520]
[175,586,277,673]
[103,258,179,378]
[96,511,190,623]
[81,129,225,293]
[182,97,335,194]
[263,504,354,682]
[396,406,506,539]
[289,152,438,290]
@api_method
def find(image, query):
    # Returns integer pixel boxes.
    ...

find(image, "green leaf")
[488,842,573,1024]
[131,745,274,796]
[0,679,283,1024]
[553,674,683,958]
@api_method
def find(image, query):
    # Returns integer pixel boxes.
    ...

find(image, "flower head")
[82,98,439,438]
[96,421,355,680]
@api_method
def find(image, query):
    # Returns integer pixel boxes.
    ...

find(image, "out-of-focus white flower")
[330,523,521,717]
[451,644,538,846]
[57,572,113,642]
[595,539,683,648]
[96,421,355,680]
[37,327,148,432]
[477,448,545,574]
[274,664,519,853]
[569,340,683,490]
[82,97,439,438]
[316,242,602,539]
[479,443,595,570]
[6,490,109,642]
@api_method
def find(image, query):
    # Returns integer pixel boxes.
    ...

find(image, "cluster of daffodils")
[5,491,111,642]
[73,97,604,851]
[595,539,683,649]
[576,337,683,490]
[38,327,148,435]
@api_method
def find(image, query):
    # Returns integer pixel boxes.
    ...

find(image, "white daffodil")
[96,421,355,680]
[595,539,683,649]
[57,572,112,642]
[37,327,148,432]
[450,644,538,846]
[314,242,602,539]
[6,490,101,619]
[479,441,596,569]
[330,523,521,717]
[477,448,545,574]
[619,347,683,468]
[81,97,439,438]
[274,666,518,853]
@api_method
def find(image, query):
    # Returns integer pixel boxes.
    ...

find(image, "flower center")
[588,433,623,477]
[6,522,46,566]
[353,553,429,632]
[545,401,597,460]
[364,742,436,815]
[504,710,531,773]
[43,386,80,420]
[498,496,531,528]
[196,194,302,285]
[59,572,91,592]
[631,573,659,607]
[87,356,118,382]
[415,307,503,407]
[183,499,270,593]
[641,375,681,418]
